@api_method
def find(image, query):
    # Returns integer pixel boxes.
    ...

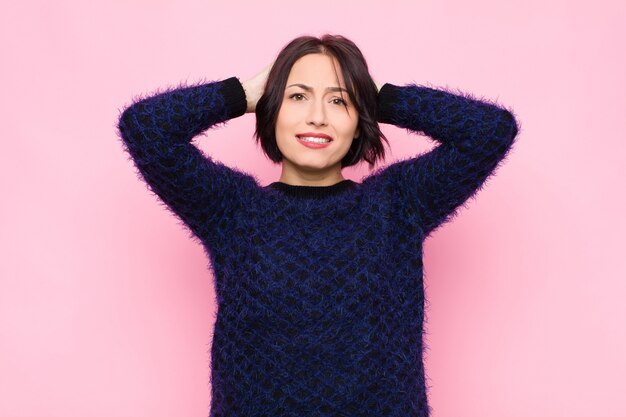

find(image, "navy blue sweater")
[116,76,519,417]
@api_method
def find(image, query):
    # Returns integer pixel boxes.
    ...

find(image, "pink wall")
[2,1,625,416]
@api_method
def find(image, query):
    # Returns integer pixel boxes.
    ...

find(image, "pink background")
[2,1,625,416]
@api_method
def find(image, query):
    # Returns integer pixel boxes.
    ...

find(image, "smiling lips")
[296,132,333,140]
[295,132,333,149]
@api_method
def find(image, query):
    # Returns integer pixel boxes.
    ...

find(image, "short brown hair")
[254,34,389,169]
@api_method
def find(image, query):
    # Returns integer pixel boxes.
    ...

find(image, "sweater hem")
[377,83,403,124]
[219,76,248,119]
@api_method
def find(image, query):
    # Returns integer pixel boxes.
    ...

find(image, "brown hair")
[254,34,389,169]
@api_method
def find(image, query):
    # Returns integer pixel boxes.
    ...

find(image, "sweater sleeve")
[375,82,520,238]
[116,76,257,246]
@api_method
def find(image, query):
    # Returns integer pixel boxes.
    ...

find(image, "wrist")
[241,80,254,113]
[218,77,248,118]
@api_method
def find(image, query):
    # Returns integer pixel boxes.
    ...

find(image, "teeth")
[299,136,331,143]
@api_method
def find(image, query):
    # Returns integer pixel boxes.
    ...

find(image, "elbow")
[117,108,133,138]
[116,105,143,148]
[118,107,131,128]
[495,108,521,144]
[118,97,149,135]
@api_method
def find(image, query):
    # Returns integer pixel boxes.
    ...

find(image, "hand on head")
[242,62,274,113]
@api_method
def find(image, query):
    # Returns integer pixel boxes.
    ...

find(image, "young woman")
[117,34,520,417]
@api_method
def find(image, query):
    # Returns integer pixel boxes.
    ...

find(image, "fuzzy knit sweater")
[116,75,519,417]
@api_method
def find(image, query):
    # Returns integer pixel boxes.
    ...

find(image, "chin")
[287,157,336,171]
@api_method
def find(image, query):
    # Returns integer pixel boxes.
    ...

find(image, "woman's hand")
[242,62,273,113]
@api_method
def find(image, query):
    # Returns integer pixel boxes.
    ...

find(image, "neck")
[278,164,344,186]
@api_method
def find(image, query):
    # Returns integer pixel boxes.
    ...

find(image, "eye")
[332,98,347,106]
[289,93,305,101]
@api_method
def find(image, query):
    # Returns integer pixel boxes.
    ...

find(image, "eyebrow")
[286,83,348,93]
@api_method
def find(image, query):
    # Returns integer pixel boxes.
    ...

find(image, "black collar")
[266,179,358,198]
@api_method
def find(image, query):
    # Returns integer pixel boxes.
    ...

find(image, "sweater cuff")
[377,83,403,124]
[218,76,248,119]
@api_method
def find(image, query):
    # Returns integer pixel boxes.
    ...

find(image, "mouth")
[295,133,333,144]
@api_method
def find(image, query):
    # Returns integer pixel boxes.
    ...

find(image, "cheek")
[275,105,304,142]
[275,104,295,130]
[336,116,359,138]
[274,117,295,151]
[275,118,291,145]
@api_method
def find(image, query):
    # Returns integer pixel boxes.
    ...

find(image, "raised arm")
[373,82,520,238]
[115,76,258,247]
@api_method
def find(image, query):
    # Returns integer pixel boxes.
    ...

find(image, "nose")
[306,97,327,127]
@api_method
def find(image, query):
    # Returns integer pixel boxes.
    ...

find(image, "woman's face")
[275,53,360,183]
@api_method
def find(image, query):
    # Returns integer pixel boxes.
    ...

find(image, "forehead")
[286,53,346,88]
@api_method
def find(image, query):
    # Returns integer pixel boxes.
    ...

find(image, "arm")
[374,82,520,238]
[116,76,257,247]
